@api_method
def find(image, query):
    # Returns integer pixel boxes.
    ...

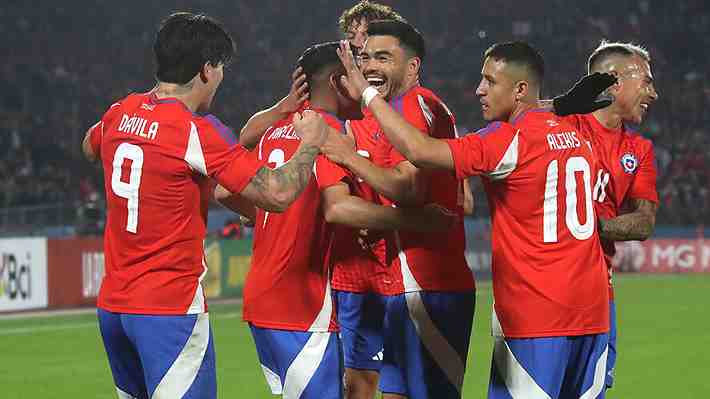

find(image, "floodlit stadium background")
[1,1,709,398]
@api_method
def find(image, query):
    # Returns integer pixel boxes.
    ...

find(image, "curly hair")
[338,1,406,34]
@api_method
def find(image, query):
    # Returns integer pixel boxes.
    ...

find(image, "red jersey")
[90,93,263,315]
[445,109,609,338]
[563,114,659,296]
[385,86,473,293]
[329,113,401,295]
[242,110,348,332]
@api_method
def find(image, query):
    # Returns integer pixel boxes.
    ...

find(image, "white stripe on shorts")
[260,364,284,395]
[493,338,551,399]
[405,291,465,393]
[151,313,210,399]
[282,332,331,399]
[283,332,331,399]
[580,344,608,399]
[116,386,137,399]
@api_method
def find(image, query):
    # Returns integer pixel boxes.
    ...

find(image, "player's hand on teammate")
[336,40,371,102]
[293,110,329,147]
[418,203,457,232]
[321,124,357,165]
[276,66,309,114]
[553,72,617,116]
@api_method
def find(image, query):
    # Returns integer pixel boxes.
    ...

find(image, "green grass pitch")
[1,274,708,398]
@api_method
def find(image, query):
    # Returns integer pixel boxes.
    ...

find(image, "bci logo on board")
[82,251,105,298]
[0,252,32,300]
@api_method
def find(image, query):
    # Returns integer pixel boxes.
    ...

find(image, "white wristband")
[361,86,380,108]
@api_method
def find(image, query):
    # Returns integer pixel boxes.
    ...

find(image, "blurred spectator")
[0,0,708,225]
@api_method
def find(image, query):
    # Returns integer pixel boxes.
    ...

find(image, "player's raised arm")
[238,110,327,212]
[336,40,454,170]
[239,67,309,149]
[321,181,454,232]
[321,124,427,205]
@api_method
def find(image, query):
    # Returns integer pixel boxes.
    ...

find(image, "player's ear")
[407,57,421,77]
[199,63,210,84]
[514,80,528,100]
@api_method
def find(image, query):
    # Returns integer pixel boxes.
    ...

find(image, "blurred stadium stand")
[1,0,708,235]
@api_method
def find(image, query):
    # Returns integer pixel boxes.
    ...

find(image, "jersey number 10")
[543,156,594,243]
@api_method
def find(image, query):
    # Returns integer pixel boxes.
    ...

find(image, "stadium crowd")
[1,0,708,225]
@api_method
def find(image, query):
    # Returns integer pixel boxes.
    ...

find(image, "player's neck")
[593,108,623,130]
[152,82,202,112]
[390,77,419,100]
[508,100,538,123]
[308,91,338,115]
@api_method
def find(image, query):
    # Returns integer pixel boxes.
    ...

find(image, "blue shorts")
[97,309,216,399]
[334,290,388,371]
[379,291,475,399]
[249,324,343,399]
[606,300,617,389]
[489,333,609,399]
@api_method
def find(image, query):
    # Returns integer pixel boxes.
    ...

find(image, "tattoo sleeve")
[246,143,320,211]
[598,199,658,241]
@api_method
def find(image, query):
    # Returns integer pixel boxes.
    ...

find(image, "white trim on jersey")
[487,130,520,181]
[416,94,434,127]
[151,313,211,399]
[184,121,208,175]
[491,306,505,337]
[307,271,333,332]
[186,257,208,314]
[405,291,466,394]
[493,338,552,399]
[393,230,423,292]
[116,386,137,399]
[258,127,272,161]
[282,332,331,399]
[260,364,283,394]
[579,345,608,399]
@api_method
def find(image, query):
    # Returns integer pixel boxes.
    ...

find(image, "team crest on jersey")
[620,153,638,174]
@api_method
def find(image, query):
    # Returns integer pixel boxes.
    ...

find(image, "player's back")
[387,86,472,293]
[94,93,260,315]
[243,110,347,332]
[476,109,608,337]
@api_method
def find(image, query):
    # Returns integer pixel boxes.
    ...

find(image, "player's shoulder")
[474,120,516,137]
[192,113,239,146]
[622,124,655,149]
[514,108,578,132]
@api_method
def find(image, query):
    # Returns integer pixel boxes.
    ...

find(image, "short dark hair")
[367,20,425,60]
[297,42,343,86]
[338,1,406,34]
[587,40,651,73]
[484,41,544,85]
[154,12,235,84]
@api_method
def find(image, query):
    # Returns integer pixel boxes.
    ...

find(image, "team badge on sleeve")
[620,153,638,174]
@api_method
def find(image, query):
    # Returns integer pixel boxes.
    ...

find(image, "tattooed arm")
[227,110,327,212]
[598,199,658,241]
[238,143,320,212]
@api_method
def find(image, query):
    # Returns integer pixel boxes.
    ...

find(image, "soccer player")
[81,13,330,399]
[320,21,475,399]
[216,42,457,399]
[236,1,406,150]
[562,41,660,391]
[334,39,616,398]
